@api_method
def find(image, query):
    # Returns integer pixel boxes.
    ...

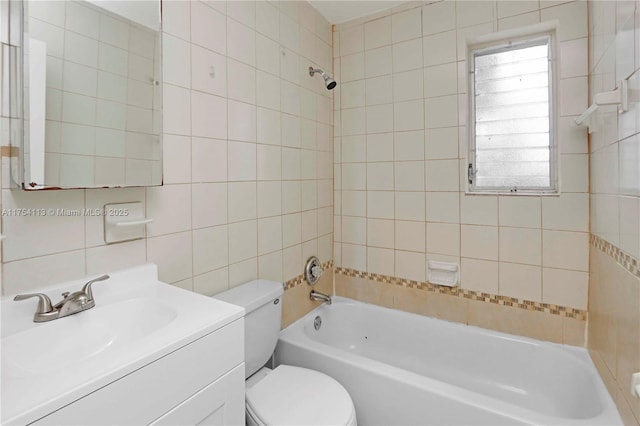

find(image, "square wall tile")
[192,138,227,183]
[192,183,227,228]
[228,220,258,263]
[542,193,589,232]
[367,246,395,276]
[340,25,364,56]
[368,191,395,219]
[365,16,392,50]
[499,227,542,266]
[146,185,191,236]
[258,216,283,255]
[342,243,367,271]
[229,258,258,288]
[193,225,228,275]
[461,225,498,261]
[542,230,589,271]
[191,92,227,139]
[542,267,588,310]
[147,232,193,284]
[461,258,499,293]
[393,38,423,73]
[499,196,541,228]
[395,220,426,253]
[228,182,257,223]
[395,130,424,160]
[422,2,456,36]
[395,192,426,221]
[395,161,425,191]
[368,218,395,248]
[426,222,460,256]
[395,250,426,282]
[191,2,226,54]
[394,99,424,131]
[499,262,542,302]
[426,192,460,224]
[193,268,230,297]
[461,194,498,226]
[392,8,422,43]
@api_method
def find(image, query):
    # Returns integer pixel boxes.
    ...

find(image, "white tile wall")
[334,0,590,309]
[1,1,333,296]
[589,0,640,264]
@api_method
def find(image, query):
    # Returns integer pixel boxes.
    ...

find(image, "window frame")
[466,23,559,195]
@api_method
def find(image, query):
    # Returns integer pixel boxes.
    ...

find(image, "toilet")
[215,280,357,426]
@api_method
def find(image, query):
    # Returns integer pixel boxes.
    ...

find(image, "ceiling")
[309,1,406,24]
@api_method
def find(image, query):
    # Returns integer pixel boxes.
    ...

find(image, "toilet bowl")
[245,365,357,426]
[215,280,357,426]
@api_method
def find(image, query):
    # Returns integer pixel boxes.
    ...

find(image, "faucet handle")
[81,274,110,301]
[14,293,54,314]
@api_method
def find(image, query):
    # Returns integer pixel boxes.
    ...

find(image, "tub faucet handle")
[305,256,322,285]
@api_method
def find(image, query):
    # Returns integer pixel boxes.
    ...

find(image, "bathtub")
[274,297,621,426]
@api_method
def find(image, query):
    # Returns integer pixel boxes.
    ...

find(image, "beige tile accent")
[589,238,640,424]
[335,266,587,321]
[591,234,640,279]
[335,273,394,308]
[333,267,585,346]
[466,297,564,344]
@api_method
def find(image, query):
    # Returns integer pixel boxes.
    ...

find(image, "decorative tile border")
[591,234,640,279]
[284,260,334,290]
[335,266,588,321]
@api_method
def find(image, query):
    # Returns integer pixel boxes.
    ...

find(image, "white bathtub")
[275,297,621,426]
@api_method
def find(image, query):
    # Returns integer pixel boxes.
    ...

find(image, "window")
[468,27,557,194]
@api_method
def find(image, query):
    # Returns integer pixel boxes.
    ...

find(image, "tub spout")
[310,290,332,305]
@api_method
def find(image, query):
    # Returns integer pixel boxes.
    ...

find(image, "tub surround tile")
[334,267,586,346]
[335,273,394,309]
[591,234,640,280]
[335,0,590,322]
[589,239,640,423]
[335,266,587,320]
[466,297,564,344]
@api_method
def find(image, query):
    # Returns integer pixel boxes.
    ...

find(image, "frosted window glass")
[471,38,553,191]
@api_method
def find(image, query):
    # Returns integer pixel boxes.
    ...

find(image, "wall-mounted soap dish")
[104,202,152,244]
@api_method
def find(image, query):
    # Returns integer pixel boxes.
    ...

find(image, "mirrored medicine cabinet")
[15,0,163,189]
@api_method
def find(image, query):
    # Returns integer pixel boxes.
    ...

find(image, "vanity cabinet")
[32,319,245,426]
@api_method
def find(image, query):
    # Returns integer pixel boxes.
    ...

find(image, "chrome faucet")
[14,275,110,322]
[310,290,332,305]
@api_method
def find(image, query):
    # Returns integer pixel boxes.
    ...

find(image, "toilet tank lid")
[214,280,284,314]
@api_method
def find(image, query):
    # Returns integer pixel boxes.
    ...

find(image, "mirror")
[21,0,162,189]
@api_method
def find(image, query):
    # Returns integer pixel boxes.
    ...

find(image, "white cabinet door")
[151,364,245,426]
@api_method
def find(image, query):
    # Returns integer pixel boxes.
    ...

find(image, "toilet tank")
[214,280,284,378]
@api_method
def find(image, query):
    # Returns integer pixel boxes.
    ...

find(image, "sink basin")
[3,298,178,378]
[1,264,244,425]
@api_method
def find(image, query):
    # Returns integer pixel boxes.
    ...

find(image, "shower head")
[309,66,337,90]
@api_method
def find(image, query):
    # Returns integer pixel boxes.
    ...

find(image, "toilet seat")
[246,365,357,426]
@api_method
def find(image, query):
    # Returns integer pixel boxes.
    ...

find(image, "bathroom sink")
[1,264,244,425]
[3,298,178,378]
